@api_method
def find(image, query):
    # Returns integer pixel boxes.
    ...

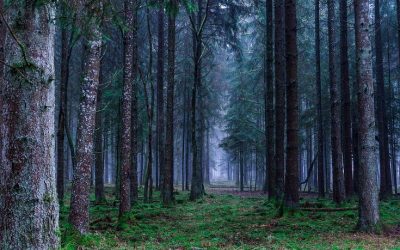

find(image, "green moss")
[60,188,400,249]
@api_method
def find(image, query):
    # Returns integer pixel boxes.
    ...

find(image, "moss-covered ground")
[60,188,400,249]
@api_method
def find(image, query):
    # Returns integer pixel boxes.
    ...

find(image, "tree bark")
[163,0,177,205]
[69,1,103,234]
[284,0,300,208]
[119,0,136,217]
[328,0,345,204]
[274,0,285,201]
[355,0,380,232]
[94,72,105,203]
[315,0,325,198]
[340,0,353,197]
[130,0,139,204]
[265,0,275,197]
[0,3,59,248]
[157,0,166,193]
[375,0,392,199]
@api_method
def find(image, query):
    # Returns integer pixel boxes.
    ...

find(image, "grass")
[60,188,400,249]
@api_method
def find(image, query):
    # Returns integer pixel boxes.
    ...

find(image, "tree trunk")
[119,0,136,217]
[340,0,353,197]
[284,0,300,208]
[355,0,380,232]
[57,10,68,206]
[69,1,103,234]
[328,0,345,204]
[274,0,285,201]
[375,0,392,198]
[130,0,139,204]
[0,3,59,248]
[315,0,325,198]
[265,0,275,197]
[95,72,106,203]
[163,0,177,205]
[157,0,165,194]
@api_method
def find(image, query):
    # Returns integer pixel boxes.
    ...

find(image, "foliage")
[60,188,400,249]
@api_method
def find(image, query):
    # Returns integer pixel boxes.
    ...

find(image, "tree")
[315,0,324,198]
[69,0,103,234]
[188,0,211,201]
[355,0,380,232]
[157,0,166,193]
[120,0,136,217]
[340,0,353,197]
[95,71,106,203]
[163,0,178,206]
[265,0,274,197]
[284,0,300,207]
[274,0,285,200]
[375,0,392,199]
[328,0,345,204]
[0,2,59,248]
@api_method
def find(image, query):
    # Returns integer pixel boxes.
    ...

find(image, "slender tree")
[315,0,325,197]
[119,0,136,217]
[95,71,106,203]
[157,0,165,191]
[131,0,139,204]
[284,0,299,207]
[375,0,392,198]
[69,0,103,233]
[274,0,285,200]
[163,0,178,205]
[355,0,380,232]
[340,0,353,197]
[0,2,59,248]
[328,0,345,204]
[265,0,274,197]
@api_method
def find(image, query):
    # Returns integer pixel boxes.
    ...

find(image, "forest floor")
[61,186,400,249]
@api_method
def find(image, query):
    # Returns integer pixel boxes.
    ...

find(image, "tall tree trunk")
[355,0,380,232]
[119,0,136,217]
[0,2,59,248]
[274,0,285,201]
[157,0,165,193]
[340,0,353,197]
[163,0,177,205]
[190,0,210,201]
[375,0,392,198]
[130,0,139,204]
[69,1,103,234]
[387,35,397,195]
[315,0,325,198]
[328,0,345,204]
[57,10,68,206]
[95,72,105,203]
[284,0,300,208]
[265,0,275,197]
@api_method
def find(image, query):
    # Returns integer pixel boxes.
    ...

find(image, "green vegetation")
[60,188,400,249]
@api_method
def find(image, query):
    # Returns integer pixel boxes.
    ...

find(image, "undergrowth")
[60,188,400,249]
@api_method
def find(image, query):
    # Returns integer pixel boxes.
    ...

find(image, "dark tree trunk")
[355,0,380,232]
[163,0,177,205]
[130,0,139,204]
[340,0,353,197]
[119,0,136,217]
[157,0,165,193]
[265,0,274,196]
[57,10,68,206]
[375,0,392,198]
[274,0,285,201]
[0,3,59,248]
[284,0,300,208]
[190,0,210,201]
[328,0,345,204]
[95,73,106,203]
[315,0,325,198]
[69,1,103,234]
